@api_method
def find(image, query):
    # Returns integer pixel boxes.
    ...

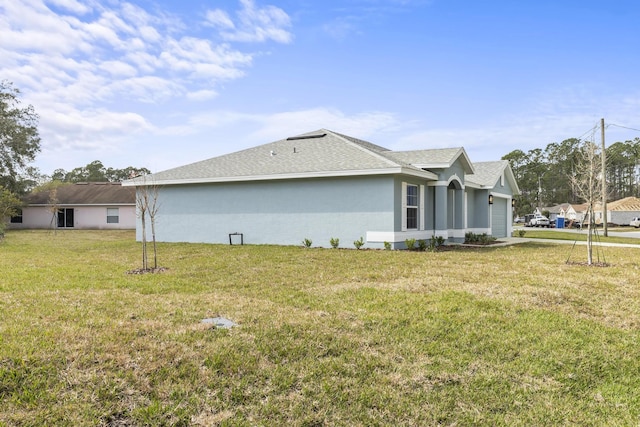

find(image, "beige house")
[9,182,136,230]
[602,197,640,225]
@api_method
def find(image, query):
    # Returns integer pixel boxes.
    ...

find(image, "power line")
[577,122,600,141]
[607,123,640,133]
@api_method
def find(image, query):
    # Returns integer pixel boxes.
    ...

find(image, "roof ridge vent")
[286,133,326,141]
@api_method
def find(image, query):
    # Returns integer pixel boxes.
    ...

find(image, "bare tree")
[134,175,160,271]
[570,140,603,265]
[46,188,59,234]
[136,182,149,270]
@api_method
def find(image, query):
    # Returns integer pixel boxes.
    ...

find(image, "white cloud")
[46,0,91,15]
[39,107,151,151]
[187,107,401,143]
[0,0,295,168]
[205,9,235,30]
[186,89,219,101]
[215,0,293,43]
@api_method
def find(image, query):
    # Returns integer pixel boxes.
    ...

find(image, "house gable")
[466,161,520,195]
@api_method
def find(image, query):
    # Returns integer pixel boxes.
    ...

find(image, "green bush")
[383,241,392,250]
[353,236,364,250]
[405,238,416,250]
[465,232,496,245]
[330,237,340,249]
[417,239,427,251]
[426,235,446,252]
[302,238,312,248]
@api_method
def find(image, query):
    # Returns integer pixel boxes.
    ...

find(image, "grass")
[2,230,640,425]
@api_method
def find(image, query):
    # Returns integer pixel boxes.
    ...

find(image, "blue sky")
[2,0,640,175]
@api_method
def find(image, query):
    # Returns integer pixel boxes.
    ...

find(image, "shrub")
[329,237,340,249]
[518,229,526,238]
[383,241,392,250]
[417,239,427,251]
[464,232,476,244]
[302,238,312,248]
[465,232,496,245]
[405,238,416,250]
[353,236,365,250]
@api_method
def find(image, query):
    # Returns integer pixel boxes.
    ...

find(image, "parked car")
[514,216,525,223]
[630,217,640,228]
[528,214,550,227]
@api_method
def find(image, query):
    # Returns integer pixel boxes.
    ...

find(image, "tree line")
[50,160,151,185]
[503,136,640,216]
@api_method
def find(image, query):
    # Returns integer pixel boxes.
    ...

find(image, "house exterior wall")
[466,189,491,233]
[490,175,514,237]
[9,205,136,230]
[611,211,640,225]
[143,176,396,248]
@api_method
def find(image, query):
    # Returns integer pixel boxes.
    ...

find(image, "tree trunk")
[141,214,147,270]
[586,206,593,265]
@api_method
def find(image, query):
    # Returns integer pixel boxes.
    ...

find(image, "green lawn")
[1,230,640,426]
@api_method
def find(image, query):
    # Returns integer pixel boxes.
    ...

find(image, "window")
[57,208,74,228]
[406,184,418,229]
[107,208,119,224]
[10,209,23,223]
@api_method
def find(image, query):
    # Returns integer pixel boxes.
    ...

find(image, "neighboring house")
[547,203,581,221]
[9,182,136,230]
[602,197,640,225]
[122,129,520,248]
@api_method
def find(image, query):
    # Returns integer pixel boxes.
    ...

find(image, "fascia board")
[124,167,438,186]
[26,203,136,207]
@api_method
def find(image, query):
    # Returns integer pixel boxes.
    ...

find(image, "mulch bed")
[126,267,169,275]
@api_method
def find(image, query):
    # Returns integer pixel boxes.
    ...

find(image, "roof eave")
[124,167,438,186]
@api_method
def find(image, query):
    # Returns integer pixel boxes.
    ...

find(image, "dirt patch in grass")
[125,267,169,275]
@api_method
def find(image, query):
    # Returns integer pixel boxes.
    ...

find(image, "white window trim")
[419,185,425,231]
[106,207,120,224]
[400,182,424,231]
[401,182,407,231]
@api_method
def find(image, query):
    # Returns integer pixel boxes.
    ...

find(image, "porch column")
[434,185,448,234]
[454,188,465,232]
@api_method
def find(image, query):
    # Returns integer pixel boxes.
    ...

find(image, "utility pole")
[602,118,608,237]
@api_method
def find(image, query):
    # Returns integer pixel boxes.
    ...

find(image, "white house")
[9,182,136,230]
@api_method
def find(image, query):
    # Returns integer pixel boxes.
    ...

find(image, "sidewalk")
[499,236,640,249]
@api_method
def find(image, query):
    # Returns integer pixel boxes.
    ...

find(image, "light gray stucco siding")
[144,176,395,247]
[468,189,490,229]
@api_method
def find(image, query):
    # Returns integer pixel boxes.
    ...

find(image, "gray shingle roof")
[466,161,520,194]
[384,147,474,172]
[128,129,439,185]
[23,182,135,205]
[466,161,506,187]
[123,129,510,188]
